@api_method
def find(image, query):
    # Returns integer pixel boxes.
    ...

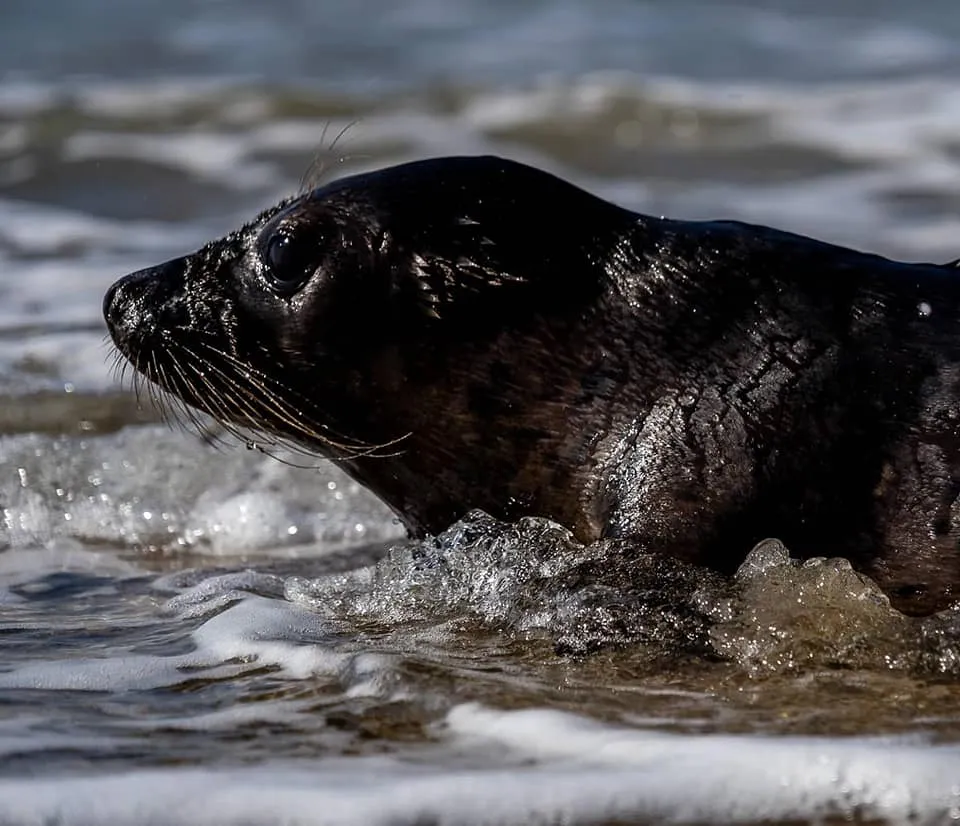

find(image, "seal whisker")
[145,351,166,422]
[130,355,145,409]
[166,342,339,468]
[151,341,225,445]
[165,344,240,442]
[150,350,188,433]
[188,337,409,457]
[107,348,129,389]
[298,120,361,195]
[166,337,326,451]
[188,341,397,459]
[185,354,285,445]
[143,353,168,421]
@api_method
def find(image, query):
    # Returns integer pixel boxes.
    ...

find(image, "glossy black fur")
[104,155,960,615]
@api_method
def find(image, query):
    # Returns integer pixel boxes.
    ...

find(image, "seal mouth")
[104,257,225,434]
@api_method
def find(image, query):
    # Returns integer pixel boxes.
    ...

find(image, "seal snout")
[103,257,190,352]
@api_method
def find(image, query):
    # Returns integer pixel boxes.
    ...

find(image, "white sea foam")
[0,705,957,825]
[9,69,960,167]
[0,716,127,761]
[0,592,393,692]
[0,197,202,257]
[0,540,143,585]
[0,427,400,554]
[73,78,238,119]
[0,81,59,116]
[66,131,281,191]
[456,72,960,156]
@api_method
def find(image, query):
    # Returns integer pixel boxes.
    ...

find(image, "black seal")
[104,155,960,615]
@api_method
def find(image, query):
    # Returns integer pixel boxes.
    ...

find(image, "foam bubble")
[287,511,960,673]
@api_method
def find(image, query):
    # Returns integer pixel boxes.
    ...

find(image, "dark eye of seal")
[260,229,322,296]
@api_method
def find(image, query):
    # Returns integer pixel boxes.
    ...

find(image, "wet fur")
[104,155,960,615]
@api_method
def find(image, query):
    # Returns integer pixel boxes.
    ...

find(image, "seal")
[103,155,960,616]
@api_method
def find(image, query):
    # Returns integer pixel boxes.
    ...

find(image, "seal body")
[104,155,960,615]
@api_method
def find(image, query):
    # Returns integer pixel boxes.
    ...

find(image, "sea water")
[3,1,960,823]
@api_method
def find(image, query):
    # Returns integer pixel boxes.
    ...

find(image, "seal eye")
[261,230,320,295]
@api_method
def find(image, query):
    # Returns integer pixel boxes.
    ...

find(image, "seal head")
[104,157,636,536]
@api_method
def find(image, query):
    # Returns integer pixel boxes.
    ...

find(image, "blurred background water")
[3,2,960,824]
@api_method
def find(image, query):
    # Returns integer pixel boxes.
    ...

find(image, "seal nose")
[103,257,189,350]
[102,276,128,335]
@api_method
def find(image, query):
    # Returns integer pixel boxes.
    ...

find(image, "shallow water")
[4,1,960,823]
